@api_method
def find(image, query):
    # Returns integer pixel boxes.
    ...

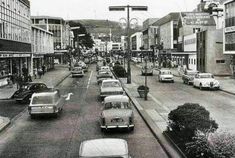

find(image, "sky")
[30,0,201,24]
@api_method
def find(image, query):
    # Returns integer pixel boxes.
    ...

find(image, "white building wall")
[188,54,197,70]
[159,21,173,49]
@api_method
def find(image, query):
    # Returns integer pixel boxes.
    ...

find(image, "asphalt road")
[131,63,235,134]
[0,64,168,158]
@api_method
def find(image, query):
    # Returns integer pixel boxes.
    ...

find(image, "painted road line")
[148,93,171,112]
[87,71,93,89]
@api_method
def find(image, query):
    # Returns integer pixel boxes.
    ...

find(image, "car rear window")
[104,102,129,109]
[32,96,53,104]
[103,82,121,88]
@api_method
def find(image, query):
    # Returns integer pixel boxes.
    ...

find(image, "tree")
[113,65,127,78]
[167,103,218,141]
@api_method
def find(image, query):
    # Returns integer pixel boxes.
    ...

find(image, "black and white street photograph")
[0,0,235,157]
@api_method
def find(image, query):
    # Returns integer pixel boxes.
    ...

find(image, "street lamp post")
[144,57,148,100]
[109,5,147,84]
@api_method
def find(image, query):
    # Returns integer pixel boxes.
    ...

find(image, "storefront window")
[0,58,10,78]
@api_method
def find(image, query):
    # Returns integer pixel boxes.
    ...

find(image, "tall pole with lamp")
[109,5,147,84]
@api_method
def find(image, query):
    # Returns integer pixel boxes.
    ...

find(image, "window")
[216,60,225,64]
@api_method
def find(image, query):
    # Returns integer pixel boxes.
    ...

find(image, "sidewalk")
[0,64,71,133]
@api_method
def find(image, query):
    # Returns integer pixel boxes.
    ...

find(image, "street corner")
[0,116,10,133]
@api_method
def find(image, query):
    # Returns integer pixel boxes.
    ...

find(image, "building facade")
[31,26,54,75]
[31,16,72,64]
[0,0,31,85]
[223,0,235,76]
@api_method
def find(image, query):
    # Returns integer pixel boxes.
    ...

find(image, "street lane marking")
[87,71,93,89]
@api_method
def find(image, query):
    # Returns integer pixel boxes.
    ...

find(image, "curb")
[124,87,183,158]
[0,117,10,133]
[220,88,235,95]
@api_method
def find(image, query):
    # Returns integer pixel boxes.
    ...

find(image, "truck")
[182,70,199,85]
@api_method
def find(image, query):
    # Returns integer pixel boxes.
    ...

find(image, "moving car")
[100,66,110,72]
[193,73,220,90]
[100,95,134,131]
[79,138,130,158]
[158,69,174,82]
[28,89,65,118]
[71,66,84,77]
[100,79,125,99]
[75,61,88,72]
[182,70,199,85]
[12,82,50,103]
[141,65,153,76]
[96,71,113,85]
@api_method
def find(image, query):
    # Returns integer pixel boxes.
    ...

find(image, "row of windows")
[188,58,196,65]
[225,17,235,27]
[1,8,30,29]
[225,1,235,19]
[225,32,235,44]
[0,21,30,43]
[0,0,30,18]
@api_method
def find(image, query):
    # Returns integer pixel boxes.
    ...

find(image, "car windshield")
[200,74,213,78]
[104,102,129,109]
[162,71,171,74]
[102,82,121,88]
[73,67,82,71]
[32,96,54,104]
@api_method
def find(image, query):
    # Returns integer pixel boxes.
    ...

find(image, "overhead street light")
[109,5,148,84]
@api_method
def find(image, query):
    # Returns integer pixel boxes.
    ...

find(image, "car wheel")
[187,80,191,85]
[151,73,153,76]
[172,80,174,83]
[183,80,186,84]
[199,83,203,90]
[30,114,35,119]
[23,95,31,104]
[129,127,134,132]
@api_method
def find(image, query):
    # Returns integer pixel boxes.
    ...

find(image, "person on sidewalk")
[38,68,43,79]
[33,68,37,79]
[42,65,46,75]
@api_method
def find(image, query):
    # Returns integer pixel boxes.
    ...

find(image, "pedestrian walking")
[27,74,32,82]
[38,68,43,79]
[42,65,46,75]
[33,68,37,79]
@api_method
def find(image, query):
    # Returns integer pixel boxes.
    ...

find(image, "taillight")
[28,106,31,111]
[102,117,105,125]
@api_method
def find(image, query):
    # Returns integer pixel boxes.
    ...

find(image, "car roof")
[160,69,170,71]
[104,95,129,103]
[198,73,212,75]
[102,79,120,83]
[32,90,58,97]
[79,138,128,157]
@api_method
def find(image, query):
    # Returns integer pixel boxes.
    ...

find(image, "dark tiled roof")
[19,0,30,7]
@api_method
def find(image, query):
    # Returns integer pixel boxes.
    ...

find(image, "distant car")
[193,73,220,90]
[158,69,174,82]
[12,82,50,103]
[132,57,141,63]
[100,79,125,99]
[79,138,130,158]
[28,89,65,118]
[71,67,84,77]
[75,61,88,72]
[141,65,153,76]
[182,70,199,85]
[100,95,134,131]
[100,66,110,72]
[96,71,113,85]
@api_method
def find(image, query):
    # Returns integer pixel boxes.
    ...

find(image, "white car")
[193,73,220,90]
[100,79,125,99]
[100,66,110,72]
[28,90,65,118]
[96,71,113,85]
[158,69,174,82]
[141,65,153,76]
[100,95,134,131]
[71,67,84,77]
[79,138,130,158]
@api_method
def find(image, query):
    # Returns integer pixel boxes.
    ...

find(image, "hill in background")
[69,19,142,42]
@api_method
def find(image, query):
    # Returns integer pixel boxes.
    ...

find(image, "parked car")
[141,65,153,76]
[12,82,50,103]
[28,89,65,118]
[96,71,113,85]
[79,138,130,158]
[193,73,220,90]
[182,70,199,85]
[100,79,125,99]
[71,66,84,77]
[158,69,174,82]
[75,61,88,72]
[100,95,134,131]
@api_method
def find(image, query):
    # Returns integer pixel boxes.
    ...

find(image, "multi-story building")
[142,18,158,50]
[31,16,72,64]
[130,32,142,51]
[223,0,235,77]
[0,0,31,85]
[31,26,54,74]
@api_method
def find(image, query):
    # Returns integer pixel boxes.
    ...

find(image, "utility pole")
[109,5,147,84]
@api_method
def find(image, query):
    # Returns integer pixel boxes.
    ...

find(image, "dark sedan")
[11,82,50,103]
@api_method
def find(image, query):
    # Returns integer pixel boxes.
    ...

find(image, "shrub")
[113,65,127,78]
[167,103,218,142]
[137,85,149,91]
